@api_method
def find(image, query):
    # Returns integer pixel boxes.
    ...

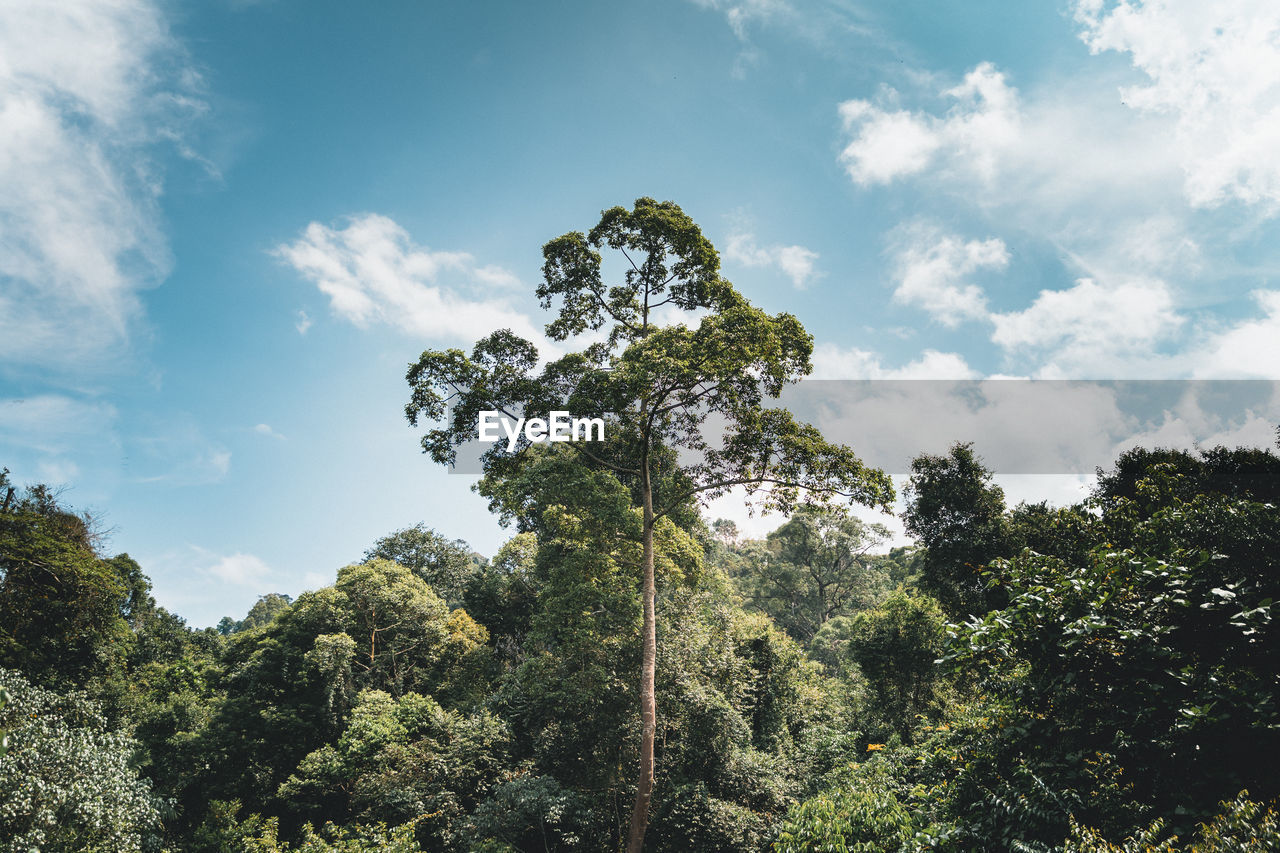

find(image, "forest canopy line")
[2,203,1280,852]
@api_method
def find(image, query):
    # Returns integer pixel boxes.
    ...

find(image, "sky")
[3,0,1280,626]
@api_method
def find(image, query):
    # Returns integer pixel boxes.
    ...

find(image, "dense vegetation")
[3,438,1280,851]
[2,201,1278,850]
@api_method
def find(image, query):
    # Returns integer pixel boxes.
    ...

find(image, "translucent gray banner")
[445,380,1280,475]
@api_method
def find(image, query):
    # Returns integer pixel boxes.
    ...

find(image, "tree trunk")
[626,466,657,853]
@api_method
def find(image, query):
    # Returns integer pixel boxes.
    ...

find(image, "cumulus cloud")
[839,63,1020,186]
[991,278,1184,377]
[890,228,1008,326]
[1190,290,1280,377]
[276,214,543,345]
[0,0,202,373]
[1075,0,1280,208]
[724,230,819,288]
[831,43,1280,379]
[834,57,1200,294]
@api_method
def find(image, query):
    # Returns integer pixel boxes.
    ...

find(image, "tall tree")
[404,198,892,851]
[903,442,1010,616]
[738,505,890,641]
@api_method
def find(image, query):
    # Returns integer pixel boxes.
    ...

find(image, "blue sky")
[3,0,1280,626]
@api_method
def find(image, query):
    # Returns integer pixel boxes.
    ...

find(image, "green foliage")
[463,532,539,663]
[1065,791,1280,852]
[216,593,295,635]
[903,442,1011,616]
[651,782,772,852]
[243,593,295,631]
[466,775,594,852]
[405,197,893,850]
[946,498,1280,823]
[364,524,479,605]
[733,505,891,642]
[471,449,853,850]
[189,558,492,822]
[774,770,915,853]
[279,688,509,847]
[0,485,131,690]
[227,809,426,852]
[927,449,1280,848]
[844,588,949,741]
[1094,446,1280,513]
[0,668,164,853]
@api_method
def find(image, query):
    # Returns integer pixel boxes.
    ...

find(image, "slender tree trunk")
[626,463,657,853]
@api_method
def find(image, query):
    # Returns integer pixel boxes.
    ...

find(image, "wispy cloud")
[688,0,876,76]
[130,416,232,485]
[253,423,286,440]
[834,60,1189,283]
[275,214,543,345]
[689,0,792,74]
[809,345,978,379]
[0,0,204,375]
[0,395,120,488]
[204,551,273,586]
[724,230,819,288]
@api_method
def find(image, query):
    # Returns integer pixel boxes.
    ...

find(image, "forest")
[2,200,1279,852]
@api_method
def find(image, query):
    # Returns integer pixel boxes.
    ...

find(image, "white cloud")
[0,395,118,455]
[276,214,543,345]
[472,264,523,290]
[834,59,1198,294]
[687,0,879,77]
[838,63,1020,186]
[991,278,1184,377]
[204,551,273,586]
[837,102,939,185]
[724,230,819,288]
[1075,0,1280,208]
[254,423,285,440]
[130,416,232,485]
[0,0,201,373]
[832,51,1280,379]
[810,344,978,379]
[0,395,120,489]
[890,227,1007,326]
[1190,290,1280,377]
[692,0,791,42]
[295,309,312,335]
